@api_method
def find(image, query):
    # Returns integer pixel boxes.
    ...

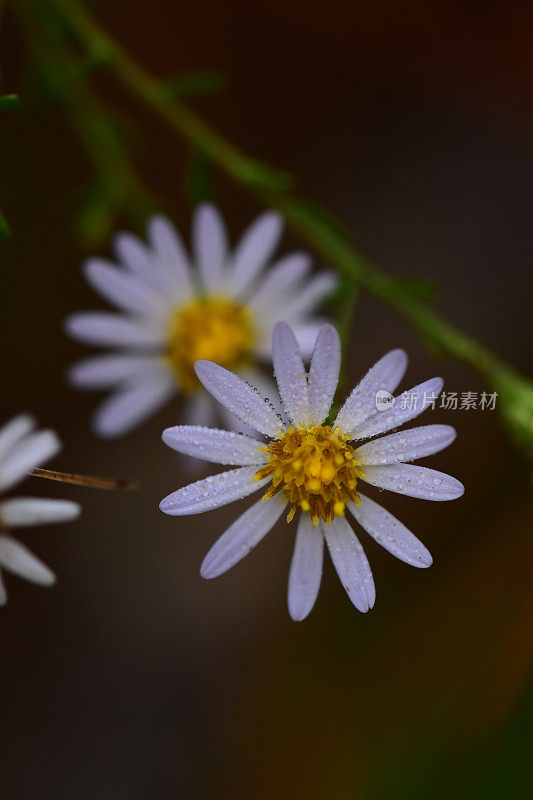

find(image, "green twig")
[0,208,11,240]
[50,0,294,194]
[12,0,158,246]
[0,93,20,110]
[162,70,227,100]
[0,93,20,238]
[16,0,533,462]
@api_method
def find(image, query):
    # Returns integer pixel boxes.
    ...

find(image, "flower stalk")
[30,468,138,491]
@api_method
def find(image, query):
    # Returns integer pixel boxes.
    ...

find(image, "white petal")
[174,395,217,475]
[348,494,432,567]
[361,464,464,501]
[308,324,341,424]
[0,572,7,605]
[287,513,324,621]
[253,320,325,361]
[216,369,277,436]
[200,495,285,578]
[322,516,375,612]
[0,535,56,585]
[0,414,36,466]
[272,322,310,426]
[219,404,261,438]
[238,367,286,422]
[65,312,164,348]
[113,232,154,283]
[159,465,267,516]
[291,321,328,359]
[353,377,444,440]
[146,214,194,297]
[67,354,160,390]
[162,426,267,465]
[0,430,60,492]
[192,204,228,291]
[335,349,408,436]
[147,214,189,267]
[1,498,81,527]
[248,252,311,311]
[356,424,457,465]
[83,258,166,317]
[230,211,283,295]
[274,273,337,319]
[91,369,175,438]
[194,360,283,438]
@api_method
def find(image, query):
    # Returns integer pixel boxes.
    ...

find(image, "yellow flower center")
[254,425,365,526]
[164,296,255,393]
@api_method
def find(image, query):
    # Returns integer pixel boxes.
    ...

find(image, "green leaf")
[162,70,227,99]
[332,276,359,344]
[188,148,213,205]
[74,42,115,80]
[277,196,352,246]
[389,275,440,303]
[236,160,295,192]
[489,367,533,463]
[76,183,114,247]
[0,94,20,111]
[269,195,365,271]
[0,209,11,240]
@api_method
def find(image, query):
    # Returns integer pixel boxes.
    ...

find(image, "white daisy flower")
[0,415,81,605]
[65,204,336,438]
[159,322,464,620]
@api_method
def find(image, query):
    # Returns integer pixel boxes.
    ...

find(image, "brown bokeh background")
[1,1,532,798]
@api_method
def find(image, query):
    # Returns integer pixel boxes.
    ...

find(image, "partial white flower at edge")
[65,204,337,439]
[159,322,464,621]
[0,415,80,605]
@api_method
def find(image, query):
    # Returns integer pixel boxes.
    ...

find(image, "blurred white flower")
[0,415,80,605]
[66,205,336,438]
[159,322,464,620]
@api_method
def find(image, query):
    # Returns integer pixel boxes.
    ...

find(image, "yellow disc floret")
[164,296,255,393]
[254,425,365,526]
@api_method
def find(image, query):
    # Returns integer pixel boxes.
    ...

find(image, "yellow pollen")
[254,425,365,525]
[164,296,255,392]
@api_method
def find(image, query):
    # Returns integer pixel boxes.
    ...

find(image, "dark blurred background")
[1,1,532,798]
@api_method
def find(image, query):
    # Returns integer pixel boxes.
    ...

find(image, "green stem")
[13,0,158,245]
[51,0,292,193]
[19,0,533,460]
[51,0,505,379]
[0,208,10,239]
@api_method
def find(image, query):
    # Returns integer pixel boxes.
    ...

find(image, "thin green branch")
[0,208,11,240]
[47,1,505,370]
[0,93,21,238]
[13,0,158,245]
[51,0,293,194]
[17,0,533,462]
[66,86,158,244]
[0,93,20,110]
